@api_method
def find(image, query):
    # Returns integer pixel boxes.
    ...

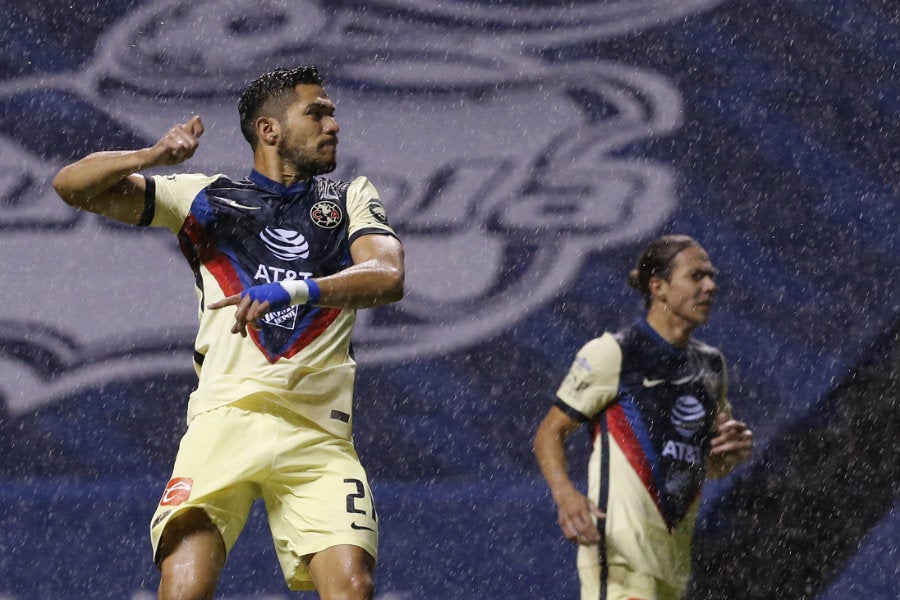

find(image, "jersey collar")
[635,318,685,357]
[249,169,310,197]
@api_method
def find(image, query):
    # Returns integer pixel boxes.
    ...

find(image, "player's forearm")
[53,149,154,206]
[533,426,579,501]
[314,258,404,309]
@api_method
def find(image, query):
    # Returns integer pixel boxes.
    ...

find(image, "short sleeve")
[149,173,221,233]
[345,176,398,244]
[556,333,622,420]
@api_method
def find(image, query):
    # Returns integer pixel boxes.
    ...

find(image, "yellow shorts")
[149,400,378,591]
[578,563,684,600]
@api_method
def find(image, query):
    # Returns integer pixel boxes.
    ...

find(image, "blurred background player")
[533,234,752,600]
[53,66,404,599]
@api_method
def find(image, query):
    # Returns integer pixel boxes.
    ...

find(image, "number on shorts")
[344,478,377,521]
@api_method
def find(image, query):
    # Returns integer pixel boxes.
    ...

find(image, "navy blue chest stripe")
[611,321,723,528]
[180,174,354,360]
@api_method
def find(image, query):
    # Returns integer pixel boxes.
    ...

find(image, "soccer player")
[533,234,753,600]
[52,66,404,600]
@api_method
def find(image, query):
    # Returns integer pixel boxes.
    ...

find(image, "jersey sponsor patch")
[159,477,193,506]
[264,305,299,330]
[367,199,388,224]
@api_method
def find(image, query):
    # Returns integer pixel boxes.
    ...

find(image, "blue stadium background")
[1,1,898,598]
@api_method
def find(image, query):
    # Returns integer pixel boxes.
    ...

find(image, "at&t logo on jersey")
[662,394,706,463]
[256,227,308,331]
[255,228,312,315]
[670,395,706,438]
[259,227,310,260]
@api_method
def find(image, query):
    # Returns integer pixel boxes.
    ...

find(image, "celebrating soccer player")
[53,66,404,599]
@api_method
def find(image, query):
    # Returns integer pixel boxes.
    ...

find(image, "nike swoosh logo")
[642,378,666,388]
[221,199,261,210]
[351,522,375,532]
[672,374,702,385]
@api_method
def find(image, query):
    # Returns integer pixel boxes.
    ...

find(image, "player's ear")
[256,117,280,146]
[649,276,667,304]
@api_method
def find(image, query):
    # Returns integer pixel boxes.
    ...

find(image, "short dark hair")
[628,234,700,307]
[238,66,324,149]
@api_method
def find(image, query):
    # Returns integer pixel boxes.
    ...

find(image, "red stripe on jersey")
[606,403,665,522]
[182,214,244,297]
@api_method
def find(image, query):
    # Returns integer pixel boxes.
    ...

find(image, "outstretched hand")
[148,115,204,167]
[208,282,294,337]
[208,293,272,338]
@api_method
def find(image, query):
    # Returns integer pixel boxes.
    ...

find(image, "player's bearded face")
[278,134,337,176]
[277,85,339,178]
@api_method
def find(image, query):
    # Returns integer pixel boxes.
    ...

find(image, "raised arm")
[210,233,404,336]
[534,406,606,546]
[52,116,204,224]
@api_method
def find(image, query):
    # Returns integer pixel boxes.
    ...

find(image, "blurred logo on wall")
[0,0,724,414]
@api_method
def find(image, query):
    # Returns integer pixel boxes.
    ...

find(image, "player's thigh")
[150,405,272,560]
[157,508,226,599]
[263,433,378,590]
[157,507,225,563]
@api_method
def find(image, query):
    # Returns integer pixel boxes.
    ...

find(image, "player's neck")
[645,308,695,348]
[253,153,310,187]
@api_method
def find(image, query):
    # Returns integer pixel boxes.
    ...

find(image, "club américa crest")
[310,200,343,229]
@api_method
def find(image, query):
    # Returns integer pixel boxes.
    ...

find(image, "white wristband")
[279,279,310,306]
